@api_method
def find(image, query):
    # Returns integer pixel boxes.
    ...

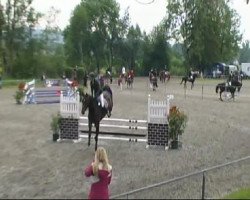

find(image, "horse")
[215,80,242,101]
[159,70,170,83]
[81,85,113,151]
[149,71,158,91]
[125,72,134,89]
[180,72,198,89]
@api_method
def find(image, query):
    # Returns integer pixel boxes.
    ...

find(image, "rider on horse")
[188,68,194,80]
[128,69,134,80]
[89,72,112,117]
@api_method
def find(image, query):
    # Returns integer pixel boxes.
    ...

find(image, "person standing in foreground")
[85,147,112,199]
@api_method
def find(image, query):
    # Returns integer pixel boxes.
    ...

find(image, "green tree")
[141,25,170,75]
[239,40,250,63]
[2,0,41,76]
[165,0,242,73]
[64,0,127,73]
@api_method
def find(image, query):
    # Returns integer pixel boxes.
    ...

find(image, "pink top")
[85,164,112,199]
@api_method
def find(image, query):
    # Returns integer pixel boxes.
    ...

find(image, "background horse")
[215,80,242,101]
[159,70,170,83]
[149,71,158,91]
[125,72,134,89]
[180,72,198,89]
[81,85,113,151]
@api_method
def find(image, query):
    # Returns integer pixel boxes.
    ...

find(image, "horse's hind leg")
[95,125,99,151]
[180,79,183,85]
[88,123,92,146]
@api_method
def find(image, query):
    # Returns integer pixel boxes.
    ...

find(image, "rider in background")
[153,68,158,87]
[121,66,126,82]
[228,71,233,85]
[128,69,134,80]
[188,68,194,80]
[106,67,112,84]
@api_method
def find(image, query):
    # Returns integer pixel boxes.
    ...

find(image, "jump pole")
[79,116,147,123]
[79,123,147,130]
[78,134,147,143]
[80,130,146,137]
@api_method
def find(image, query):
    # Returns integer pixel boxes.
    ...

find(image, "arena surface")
[0,77,249,199]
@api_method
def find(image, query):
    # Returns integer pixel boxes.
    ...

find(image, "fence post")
[202,85,204,100]
[202,171,206,199]
[184,85,187,99]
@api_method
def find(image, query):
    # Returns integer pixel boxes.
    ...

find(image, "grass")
[223,188,250,199]
[1,78,44,88]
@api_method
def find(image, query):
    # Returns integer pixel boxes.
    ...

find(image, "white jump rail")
[79,116,147,123]
[79,122,147,130]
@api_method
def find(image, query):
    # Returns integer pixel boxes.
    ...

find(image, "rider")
[89,72,110,116]
[128,69,134,79]
[188,68,194,80]
[227,71,233,86]
[153,68,158,88]
[106,67,112,84]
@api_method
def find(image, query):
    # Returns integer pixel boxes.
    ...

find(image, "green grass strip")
[224,188,250,199]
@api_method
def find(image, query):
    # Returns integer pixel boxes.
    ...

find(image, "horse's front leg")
[180,78,183,85]
[95,125,99,151]
[183,81,187,88]
[88,123,92,146]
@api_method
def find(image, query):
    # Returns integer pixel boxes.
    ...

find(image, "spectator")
[85,147,112,199]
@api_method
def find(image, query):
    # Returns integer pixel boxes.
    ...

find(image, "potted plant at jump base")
[50,112,62,142]
[168,106,188,149]
[14,82,26,104]
[14,90,25,104]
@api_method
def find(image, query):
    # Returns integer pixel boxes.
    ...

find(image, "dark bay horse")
[126,74,133,89]
[159,70,170,83]
[180,72,198,89]
[215,80,242,101]
[81,85,113,151]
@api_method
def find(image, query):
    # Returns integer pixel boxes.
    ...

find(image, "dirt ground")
[0,77,249,199]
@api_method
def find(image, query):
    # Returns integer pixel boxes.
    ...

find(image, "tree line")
[0,0,249,79]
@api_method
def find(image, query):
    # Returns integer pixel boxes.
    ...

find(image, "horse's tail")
[215,84,220,93]
[238,85,242,92]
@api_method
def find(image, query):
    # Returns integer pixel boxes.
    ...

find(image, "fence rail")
[111,155,250,199]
